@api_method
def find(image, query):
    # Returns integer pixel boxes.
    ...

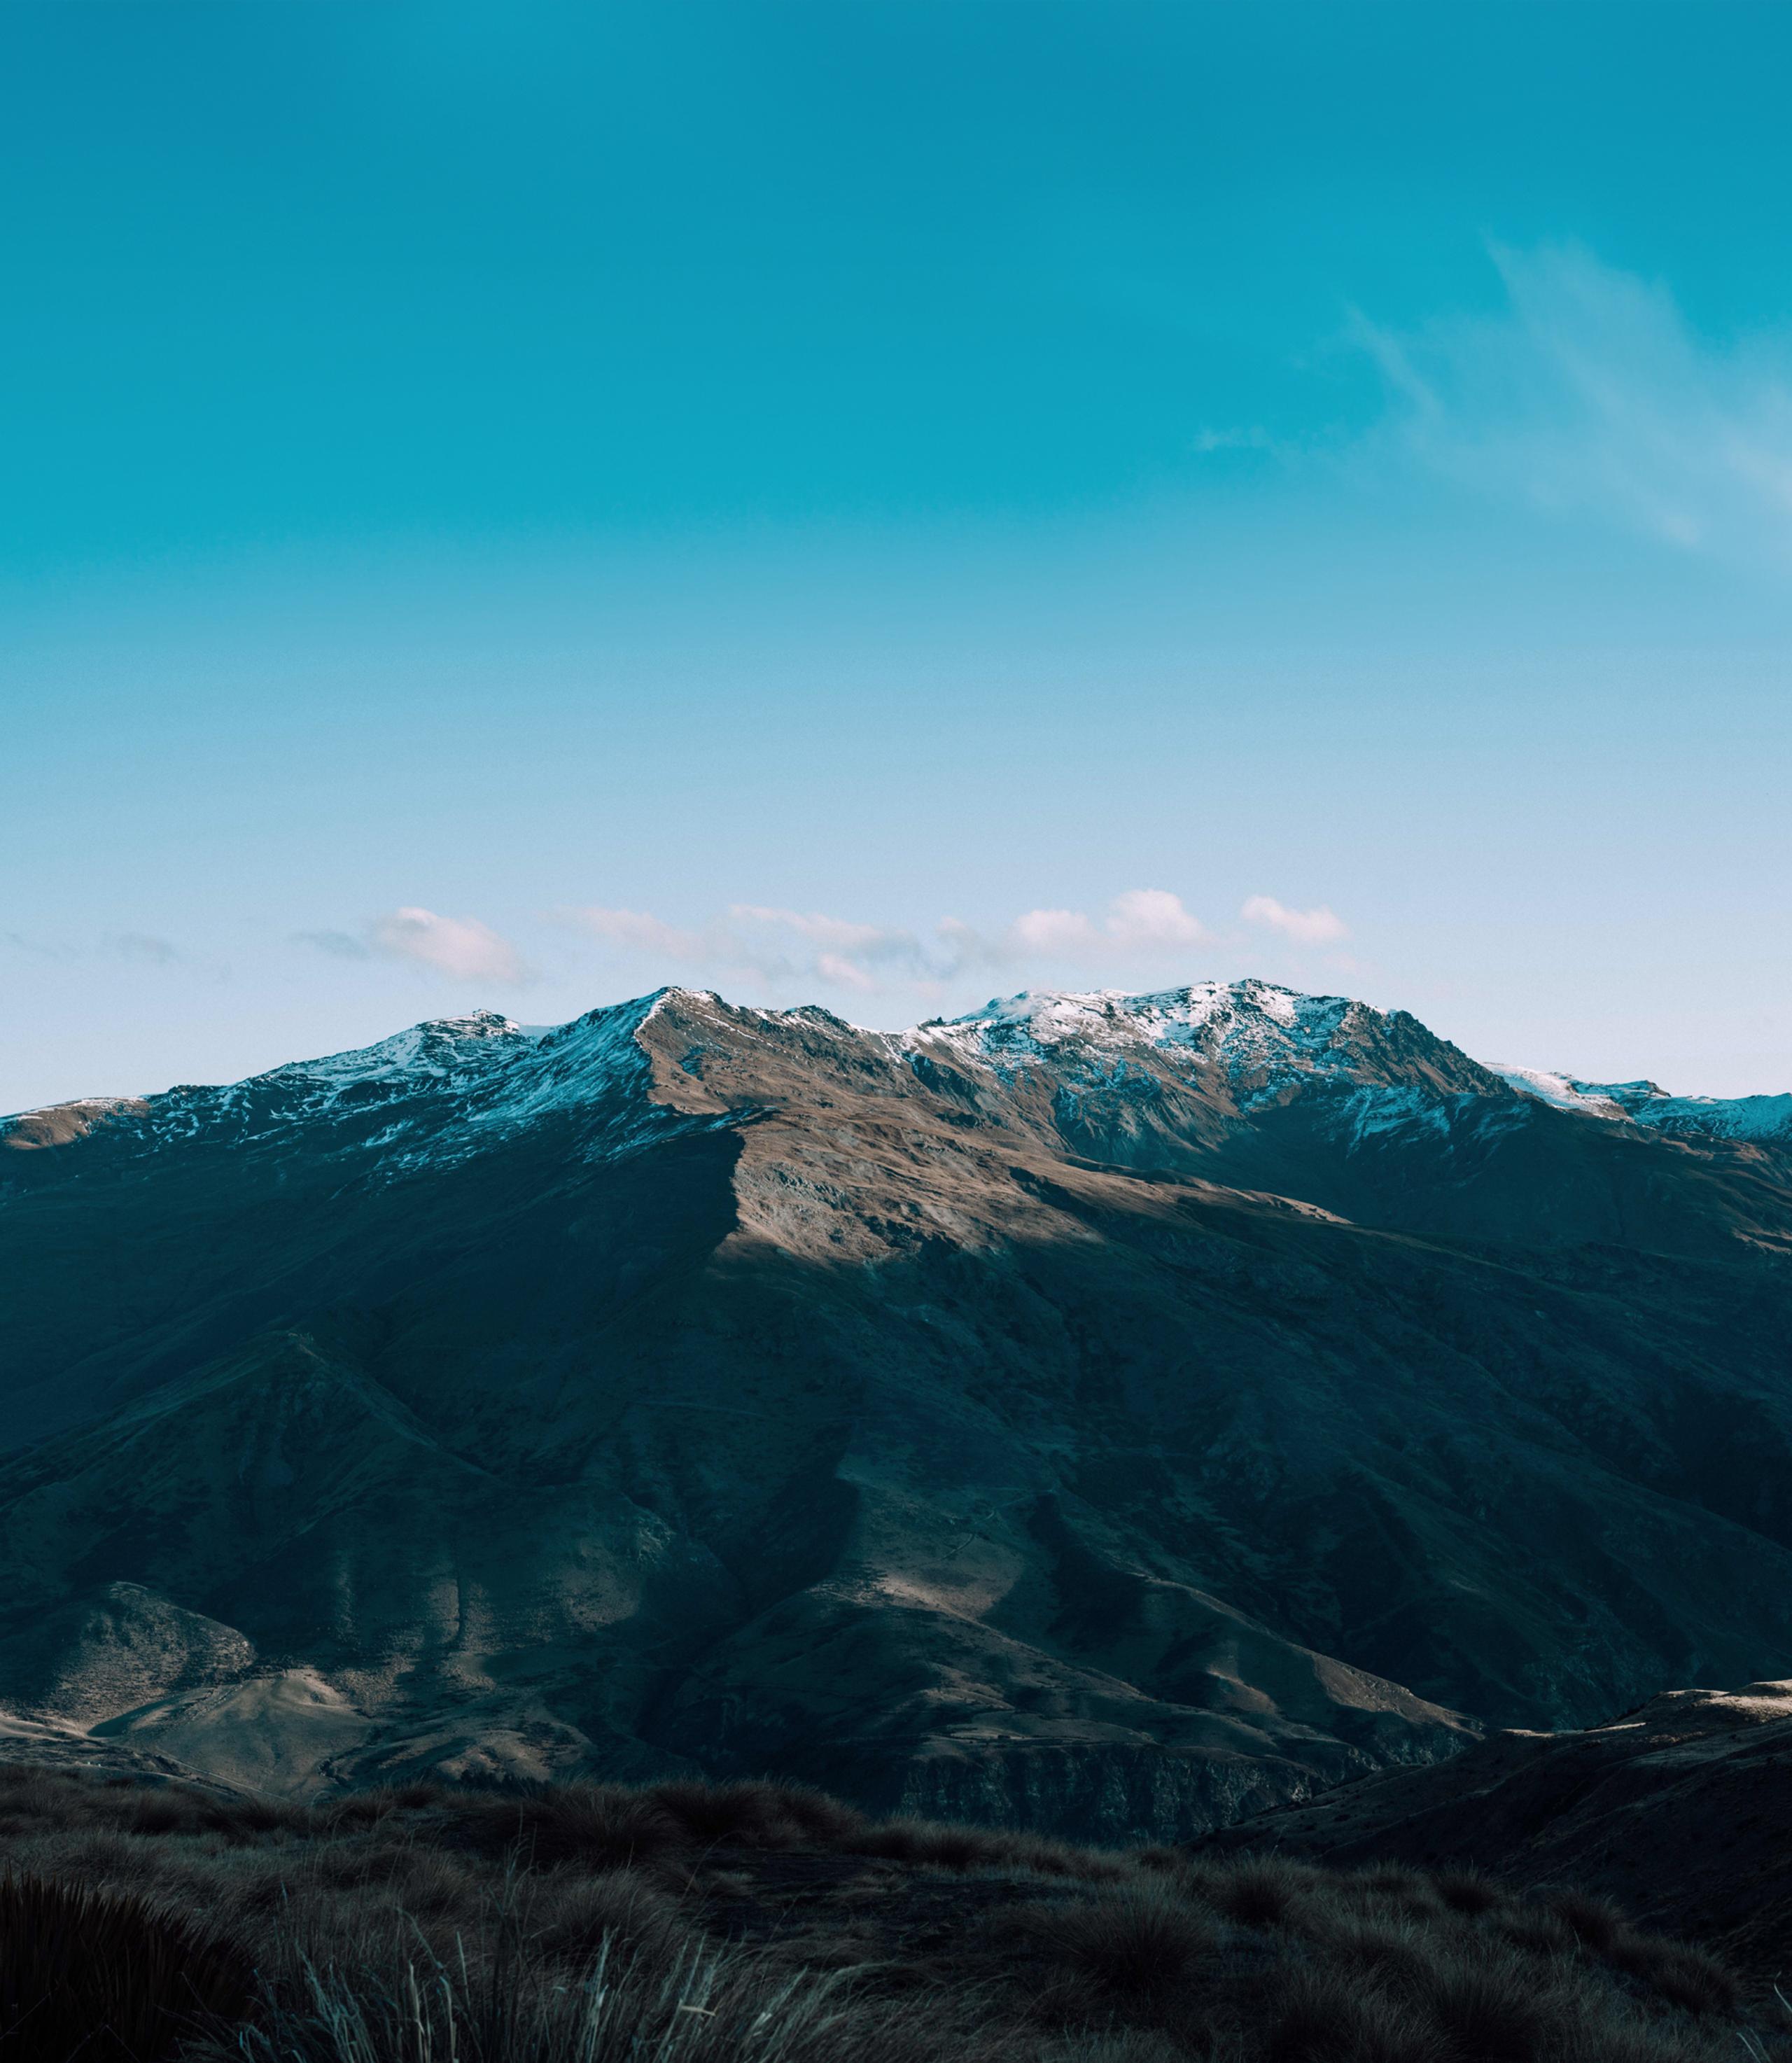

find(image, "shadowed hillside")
[4,983,1792,1831]
[1210,1678,1792,1981]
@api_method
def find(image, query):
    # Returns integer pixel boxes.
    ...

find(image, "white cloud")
[1011,907,1102,953]
[1009,890,1205,956]
[1105,888,1208,946]
[1241,895,1348,944]
[1353,242,1792,564]
[563,901,939,988]
[557,887,1212,1001]
[567,907,707,958]
[729,906,888,951]
[816,950,877,991]
[727,906,929,975]
[368,907,530,985]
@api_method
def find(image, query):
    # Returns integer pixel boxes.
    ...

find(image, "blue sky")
[4,0,1791,1107]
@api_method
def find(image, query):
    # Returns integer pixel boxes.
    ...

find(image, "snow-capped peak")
[909,978,1499,1104]
[264,1009,534,1091]
[1495,1064,1792,1144]
[930,979,1331,1054]
[10,980,1788,1161]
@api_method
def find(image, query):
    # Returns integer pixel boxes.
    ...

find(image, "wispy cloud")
[570,908,706,958]
[111,932,183,966]
[108,932,232,980]
[1241,895,1347,944]
[559,889,1211,1000]
[1352,242,1792,564]
[5,931,78,962]
[295,929,372,960]
[7,929,225,977]
[370,908,529,984]
[300,908,531,985]
[564,902,933,991]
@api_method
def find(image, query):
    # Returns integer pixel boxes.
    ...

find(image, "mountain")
[1209,1677,1792,1980]
[1490,1065,1792,1145]
[3,979,1791,1837]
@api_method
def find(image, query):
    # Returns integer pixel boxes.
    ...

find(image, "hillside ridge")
[4,977,1792,1834]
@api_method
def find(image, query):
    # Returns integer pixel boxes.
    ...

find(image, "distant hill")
[1209,1677,1792,1981]
[4,980,1791,1837]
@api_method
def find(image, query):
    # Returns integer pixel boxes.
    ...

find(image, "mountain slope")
[1210,1678,1792,1980]
[3,981,1791,1834]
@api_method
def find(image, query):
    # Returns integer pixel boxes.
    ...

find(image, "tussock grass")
[1009,1883,1226,1994]
[234,1934,974,2063]
[0,1761,1774,2063]
[0,1868,250,2063]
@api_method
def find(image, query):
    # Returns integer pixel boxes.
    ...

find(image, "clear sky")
[4,0,1791,1109]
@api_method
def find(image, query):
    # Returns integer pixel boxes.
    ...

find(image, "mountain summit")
[4,981,1791,1835]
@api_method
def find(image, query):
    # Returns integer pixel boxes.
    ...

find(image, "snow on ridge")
[481,991,666,1124]
[1604,1084,1792,1142]
[1494,1065,1792,1142]
[912,978,1372,1084]
[263,1009,531,1091]
[22,978,1786,1152]
[1489,1067,1634,1121]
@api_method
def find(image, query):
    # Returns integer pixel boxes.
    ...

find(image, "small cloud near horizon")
[559,888,1214,1000]
[300,908,532,986]
[295,888,1351,1010]
[1240,895,1348,944]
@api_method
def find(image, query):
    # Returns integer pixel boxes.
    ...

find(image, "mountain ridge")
[4,977,1791,1835]
[10,976,1786,1162]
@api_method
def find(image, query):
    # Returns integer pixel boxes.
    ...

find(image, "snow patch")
[913,980,1383,1104]
[1496,1065,1792,1142]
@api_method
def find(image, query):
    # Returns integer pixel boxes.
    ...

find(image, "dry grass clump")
[446,1785,686,1872]
[234,1931,983,2063]
[526,1866,689,1968]
[0,1869,250,2063]
[855,1814,1117,1879]
[0,1761,1774,2063]
[1433,1870,1503,1918]
[1011,1884,1227,1994]
[1186,1854,1326,1929]
[986,1851,1758,2063]
[650,1777,872,1851]
[1604,1936,1740,2018]
[1262,1964,1448,2063]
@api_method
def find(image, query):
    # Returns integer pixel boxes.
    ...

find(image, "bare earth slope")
[3,981,1791,1836]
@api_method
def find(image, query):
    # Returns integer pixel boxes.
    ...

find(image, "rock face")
[1208,1681,1792,1978]
[3,981,1791,1834]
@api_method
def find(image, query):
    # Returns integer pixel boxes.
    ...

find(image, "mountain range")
[4,979,1791,1839]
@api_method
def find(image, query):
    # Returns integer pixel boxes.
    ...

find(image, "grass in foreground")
[0,1763,1769,2063]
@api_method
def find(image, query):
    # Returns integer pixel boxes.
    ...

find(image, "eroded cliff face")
[2,981,1790,1835]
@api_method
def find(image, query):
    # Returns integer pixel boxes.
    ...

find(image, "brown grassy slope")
[0,1763,1777,2063]
[1204,1681,1792,1982]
